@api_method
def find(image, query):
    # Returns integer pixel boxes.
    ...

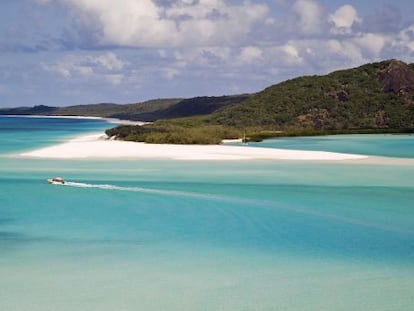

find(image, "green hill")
[3,59,414,144]
[53,99,182,121]
[0,105,58,115]
[0,95,247,121]
[106,59,414,144]
[107,95,248,121]
[210,59,414,131]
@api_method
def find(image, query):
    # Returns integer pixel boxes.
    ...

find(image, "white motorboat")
[47,177,65,185]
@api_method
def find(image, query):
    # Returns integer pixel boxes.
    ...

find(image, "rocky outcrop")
[327,90,349,101]
[378,60,414,95]
[297,108,329,129]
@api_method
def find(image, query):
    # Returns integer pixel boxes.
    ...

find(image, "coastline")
[2,114,146,126]
[19,132,369,161]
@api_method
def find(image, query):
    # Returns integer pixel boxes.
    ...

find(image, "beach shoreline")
[18,132,369,161]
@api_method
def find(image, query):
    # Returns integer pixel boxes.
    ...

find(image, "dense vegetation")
[106,59,414,144]
[105,123,242,144]
[0,95,248,122]
[209,60,414,130]
[3,59,414,144]
[0,105,58,115]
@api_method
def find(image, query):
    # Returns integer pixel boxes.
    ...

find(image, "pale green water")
[1,116,414,310]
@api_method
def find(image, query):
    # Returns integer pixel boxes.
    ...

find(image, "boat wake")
[63,182,413,236]
[63,181,230,202]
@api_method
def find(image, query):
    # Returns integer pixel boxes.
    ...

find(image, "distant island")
[2,59,414,144]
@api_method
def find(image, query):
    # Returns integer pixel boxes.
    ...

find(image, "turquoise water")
[0,115,110,153]
[1,116,414,310]
[248,134,414,158]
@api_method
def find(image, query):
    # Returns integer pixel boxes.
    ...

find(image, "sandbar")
[18,133,369,161]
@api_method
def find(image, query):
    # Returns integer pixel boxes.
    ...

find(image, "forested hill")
[209,59,414,130]
[2,59,414,144]
[2,59,413,131]
[0,95,249,121]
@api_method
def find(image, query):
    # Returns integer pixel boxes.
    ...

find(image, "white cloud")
[58,0,268,48]
[330,5,359,28]
[238,46,263,64]
[24,0,414,106]
[329,5,360,34]
[326,39,365,64]
[105,74,124,84]
[200,47,231,61]
[255,44,303,69]
[95,52,125,71]
[277,40,360,71]
[397,24,414,52]
[281,44,299,59]
[43,52,126,84]
[65,0,173,47]
[353,33,387,56]
[293,0,324,35]
[153,46,232,80]
[164,67,180,80]
[263,39,366,73]
[42,55,90,78]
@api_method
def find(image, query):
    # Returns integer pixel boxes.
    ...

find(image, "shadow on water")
[0,231,43,252]
[0,230,147,255]
[0,217,48,252]
[0,217,14,225]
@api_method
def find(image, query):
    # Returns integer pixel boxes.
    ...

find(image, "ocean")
[1,115,414,310]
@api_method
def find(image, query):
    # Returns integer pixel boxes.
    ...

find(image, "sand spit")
[19,133,369,161]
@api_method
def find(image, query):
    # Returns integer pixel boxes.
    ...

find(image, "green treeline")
[106,59,414,144]
[105,123,242,145]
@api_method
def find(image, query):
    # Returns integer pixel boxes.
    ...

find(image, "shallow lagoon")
[1,116,414,310]
[249,133,414,158]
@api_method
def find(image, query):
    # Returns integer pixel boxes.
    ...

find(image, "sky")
[0,0,414,108]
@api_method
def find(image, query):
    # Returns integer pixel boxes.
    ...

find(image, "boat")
[47,177,65,185]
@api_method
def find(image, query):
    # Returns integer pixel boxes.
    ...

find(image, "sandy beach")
[19,133,369,161]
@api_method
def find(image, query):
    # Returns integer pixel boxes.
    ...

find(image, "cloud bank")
[0,0,414,106]
[59,0,268,47]
[44,0,414,67]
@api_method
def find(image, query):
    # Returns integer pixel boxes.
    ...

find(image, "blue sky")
[1,0,414,107]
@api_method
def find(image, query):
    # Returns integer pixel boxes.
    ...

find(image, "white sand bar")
[19,133,368,161]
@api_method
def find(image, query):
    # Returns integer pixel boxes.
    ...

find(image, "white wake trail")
[63,182,414,236]
[64,181,229,201]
